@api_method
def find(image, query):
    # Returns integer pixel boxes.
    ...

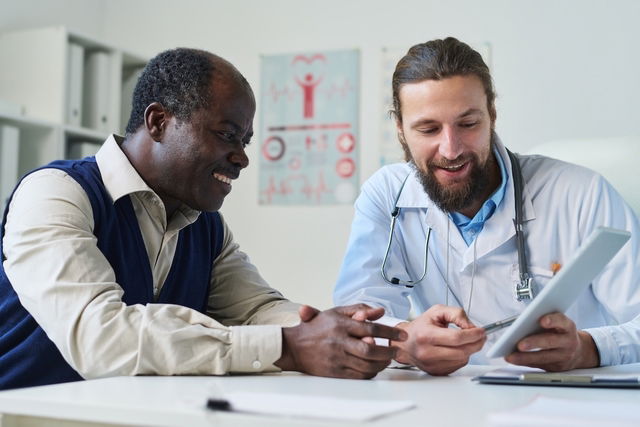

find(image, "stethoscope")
[380,149,535,302]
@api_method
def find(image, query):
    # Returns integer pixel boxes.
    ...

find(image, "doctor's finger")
[539,312,576,332]
[516,330,575,352]
[505,349,570,371]
[427,326,486,347]
[427,305,475,328]
[413,346,474,372]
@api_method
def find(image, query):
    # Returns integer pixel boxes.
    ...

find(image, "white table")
[0,364,638,427]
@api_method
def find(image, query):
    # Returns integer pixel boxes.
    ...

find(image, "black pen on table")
[207,398,232,411]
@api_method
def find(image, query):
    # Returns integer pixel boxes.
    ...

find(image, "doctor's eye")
[418,127,439,135]
[459,121,478,129]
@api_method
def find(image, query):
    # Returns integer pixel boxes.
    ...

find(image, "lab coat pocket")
[528,265,555,294]
[509,264,554,299]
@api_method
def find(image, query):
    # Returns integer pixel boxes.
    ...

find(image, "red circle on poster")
[336,133,356,153]
[262,136,286,161]
[336,157,356,178]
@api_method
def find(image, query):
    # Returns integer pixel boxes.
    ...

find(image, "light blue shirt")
[449,148,508,245]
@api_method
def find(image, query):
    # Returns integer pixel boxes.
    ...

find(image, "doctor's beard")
[409,142,496,214]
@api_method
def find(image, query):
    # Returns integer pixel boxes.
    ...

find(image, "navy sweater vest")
[0,158,223,390]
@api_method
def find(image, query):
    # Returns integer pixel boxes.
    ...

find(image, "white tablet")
[486,226,631,358]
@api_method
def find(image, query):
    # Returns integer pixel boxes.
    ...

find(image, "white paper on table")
[220,391,415,421]
[489,396,640,427]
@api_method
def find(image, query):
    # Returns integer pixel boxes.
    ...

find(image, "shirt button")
[252,360,262,370]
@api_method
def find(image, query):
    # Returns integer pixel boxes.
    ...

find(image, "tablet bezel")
[486,226,631,358]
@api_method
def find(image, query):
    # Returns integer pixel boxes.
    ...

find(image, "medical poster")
[379,43,492,167]
[259,49,359,205]
[379,47,407,167]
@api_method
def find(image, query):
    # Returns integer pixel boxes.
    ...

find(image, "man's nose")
[438,127,463,160]
[229,146,249,169]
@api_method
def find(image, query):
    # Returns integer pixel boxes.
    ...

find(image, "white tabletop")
[0,364,639,427]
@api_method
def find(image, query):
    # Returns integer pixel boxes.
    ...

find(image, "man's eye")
[217,131,235,141]
[418,128,438,135]
[460,121,478,128]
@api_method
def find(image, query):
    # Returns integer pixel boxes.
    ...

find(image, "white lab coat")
[334,138,640,365]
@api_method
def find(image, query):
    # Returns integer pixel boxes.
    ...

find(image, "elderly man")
[0,48,405,390]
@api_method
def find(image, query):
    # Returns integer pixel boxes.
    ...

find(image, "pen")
[482,315,518,334]
[207,398,232,411]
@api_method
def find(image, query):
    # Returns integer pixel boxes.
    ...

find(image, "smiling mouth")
[439,162,466,172]
[213,172,234,185]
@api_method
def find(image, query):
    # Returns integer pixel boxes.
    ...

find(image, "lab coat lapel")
[460,142,536,270]
[396,168,467,258]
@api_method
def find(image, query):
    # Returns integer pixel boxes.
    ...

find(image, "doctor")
[334,37,640,375]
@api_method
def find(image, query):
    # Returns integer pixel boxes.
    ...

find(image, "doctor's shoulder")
[359,162,414,201]
[517,154,605,199]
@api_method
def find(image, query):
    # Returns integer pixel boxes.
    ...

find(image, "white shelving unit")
[0,26,147,208]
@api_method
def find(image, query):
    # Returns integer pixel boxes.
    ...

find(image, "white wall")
[3,0,640,309]
[0,0,106,38]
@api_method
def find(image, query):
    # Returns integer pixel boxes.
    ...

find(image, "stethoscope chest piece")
[515,274,534,301]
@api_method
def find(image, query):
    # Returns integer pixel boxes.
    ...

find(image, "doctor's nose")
[438,127,464,160]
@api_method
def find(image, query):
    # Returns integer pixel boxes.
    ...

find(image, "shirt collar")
[95,135,152,203]
[395,134,534,222]
[94,135,200,222]
[449,143,509,226]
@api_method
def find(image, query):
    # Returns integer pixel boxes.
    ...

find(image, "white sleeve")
[578,174,640,365]
[333,167,413,323]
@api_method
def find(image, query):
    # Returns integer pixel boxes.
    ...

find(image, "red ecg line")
[260,172,330,204]
[267,83,296,103]
[321,79,354,99]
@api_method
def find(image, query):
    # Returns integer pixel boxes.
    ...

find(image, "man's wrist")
[577,330,600,368]
[274,325,298,371]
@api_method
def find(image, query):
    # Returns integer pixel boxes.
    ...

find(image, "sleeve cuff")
[228,325,283,373]
[584,327,617,366]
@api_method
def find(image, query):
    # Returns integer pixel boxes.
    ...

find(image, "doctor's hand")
[275,304,408,379]
[391,305,486,376]
[505,312,600,371]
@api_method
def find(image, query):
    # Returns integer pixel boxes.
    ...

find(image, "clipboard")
[473,368,640,388]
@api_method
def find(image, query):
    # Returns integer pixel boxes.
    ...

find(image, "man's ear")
[395,119,406,145]
[396,119,413,162]
[144,102,168,142]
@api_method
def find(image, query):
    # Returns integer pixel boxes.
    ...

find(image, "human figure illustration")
[295,73,323,119]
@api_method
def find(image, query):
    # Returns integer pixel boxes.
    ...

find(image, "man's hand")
[505,312,600,371]
[391,305,486,376]
[275,304,407,379]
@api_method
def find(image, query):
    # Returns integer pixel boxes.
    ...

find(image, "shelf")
[0,26,148,190]
[64,124,108,142]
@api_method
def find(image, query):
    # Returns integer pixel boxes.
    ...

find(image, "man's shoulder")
[363,162,413,190]
[519,153,602,183]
